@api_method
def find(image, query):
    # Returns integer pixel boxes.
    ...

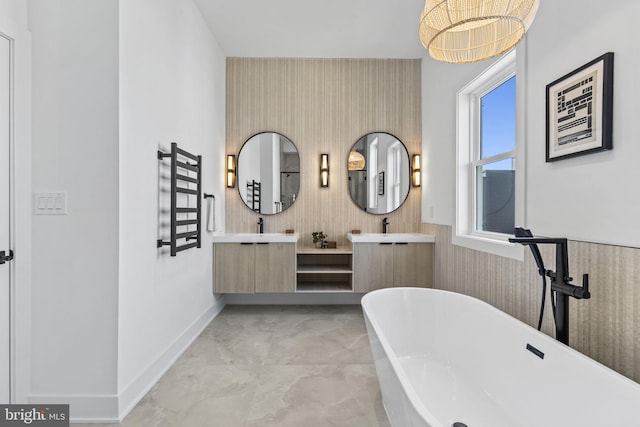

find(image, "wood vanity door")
[393,243,433,288]
[213,243,255,293]
[255,242,295,293]
[353,243,393,292]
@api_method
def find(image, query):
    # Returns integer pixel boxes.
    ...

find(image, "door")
[255,242,295,293]
[394,243,432,288]
[0,33,12,403]
[353,243,393,292]
[213,243,255,293]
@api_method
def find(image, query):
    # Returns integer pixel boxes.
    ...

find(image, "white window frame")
[389,143,401,209]
[454,49,525,260]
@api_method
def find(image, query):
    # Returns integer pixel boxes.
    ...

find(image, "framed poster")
[546,52,614,162]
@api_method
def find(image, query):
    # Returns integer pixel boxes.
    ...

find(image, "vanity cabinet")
[392,243,433,287]
[255,243,296,292]
[352,243,393,293]
[296,247,353,292]
[214,243,254,293]
[213,242,296,293]
[352,242,433,292]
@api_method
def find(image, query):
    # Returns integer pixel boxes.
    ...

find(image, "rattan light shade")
[419,0,539,64]
[348,149,366,171]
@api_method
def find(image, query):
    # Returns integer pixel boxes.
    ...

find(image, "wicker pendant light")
[419,0,539,64]
[348,149,366,171]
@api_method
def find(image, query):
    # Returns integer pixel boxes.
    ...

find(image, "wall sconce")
[412,154,421,187]
[226,154,236,188]
[320,154,329,187]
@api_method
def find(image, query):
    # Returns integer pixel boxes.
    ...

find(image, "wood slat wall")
[225,58,422,246]
[420,223,640,384]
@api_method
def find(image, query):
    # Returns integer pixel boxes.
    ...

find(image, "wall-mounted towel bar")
[157,142,202,256]
[247,180,261,213]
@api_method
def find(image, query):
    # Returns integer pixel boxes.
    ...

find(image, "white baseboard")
[28,393,119,423]
[116,296,226,422]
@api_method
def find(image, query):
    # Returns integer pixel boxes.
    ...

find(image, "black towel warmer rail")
[247,180,261,213]
[157,142,202,256]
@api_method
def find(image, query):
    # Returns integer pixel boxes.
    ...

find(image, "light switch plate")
[33,192,67,215]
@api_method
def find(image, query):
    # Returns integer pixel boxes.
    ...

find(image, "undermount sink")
[347,233,434,243]
[211,233,300,243]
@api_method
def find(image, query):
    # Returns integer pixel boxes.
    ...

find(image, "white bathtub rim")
[361,287,640,427]
[362,289,444,427]
[363,287,640,390]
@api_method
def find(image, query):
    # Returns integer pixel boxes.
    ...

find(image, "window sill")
[452,231,524,260]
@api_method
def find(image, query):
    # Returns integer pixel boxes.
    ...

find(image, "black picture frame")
[546,52,614,162]
[378,172,385,196]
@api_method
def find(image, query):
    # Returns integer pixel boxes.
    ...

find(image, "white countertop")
[211,233,300,243]
[347,233,435,243]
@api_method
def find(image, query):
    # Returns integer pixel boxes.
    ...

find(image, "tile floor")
[79,305,390,427]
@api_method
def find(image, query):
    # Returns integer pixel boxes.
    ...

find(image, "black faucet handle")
[554,273,591,299]
[581,274,591,299]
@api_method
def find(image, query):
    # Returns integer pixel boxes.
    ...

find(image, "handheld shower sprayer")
[514,227,546,277]
[511,227,549,331]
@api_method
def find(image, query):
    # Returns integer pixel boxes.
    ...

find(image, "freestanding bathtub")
[361,287,640,427]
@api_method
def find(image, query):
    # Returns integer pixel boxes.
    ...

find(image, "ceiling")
[193,0,428,58]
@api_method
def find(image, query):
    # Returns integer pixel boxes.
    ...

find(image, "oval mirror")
[237,132,300,214]
[347,132,410,214]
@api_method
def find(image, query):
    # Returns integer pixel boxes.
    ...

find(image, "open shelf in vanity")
[296,247,353,292]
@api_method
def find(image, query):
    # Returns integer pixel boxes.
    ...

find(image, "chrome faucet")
[257,217,264,234]
[382,217,390,234]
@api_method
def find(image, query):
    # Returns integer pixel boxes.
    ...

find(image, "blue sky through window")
[481,76,516,169]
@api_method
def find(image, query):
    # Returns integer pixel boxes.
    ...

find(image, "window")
[476,76,516,234]
[455,50,524,259]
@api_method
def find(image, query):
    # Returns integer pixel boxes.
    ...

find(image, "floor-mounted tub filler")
[361,288,640,427]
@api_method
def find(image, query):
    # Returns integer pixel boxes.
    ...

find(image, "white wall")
[28,0,120,418]
[421,58,489,226]
[28,0,226,420]
[525,1,640,246]
[117,0,226,419]
[260,133,279,212]
[0,0,31,404]
[422,0,640,247]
